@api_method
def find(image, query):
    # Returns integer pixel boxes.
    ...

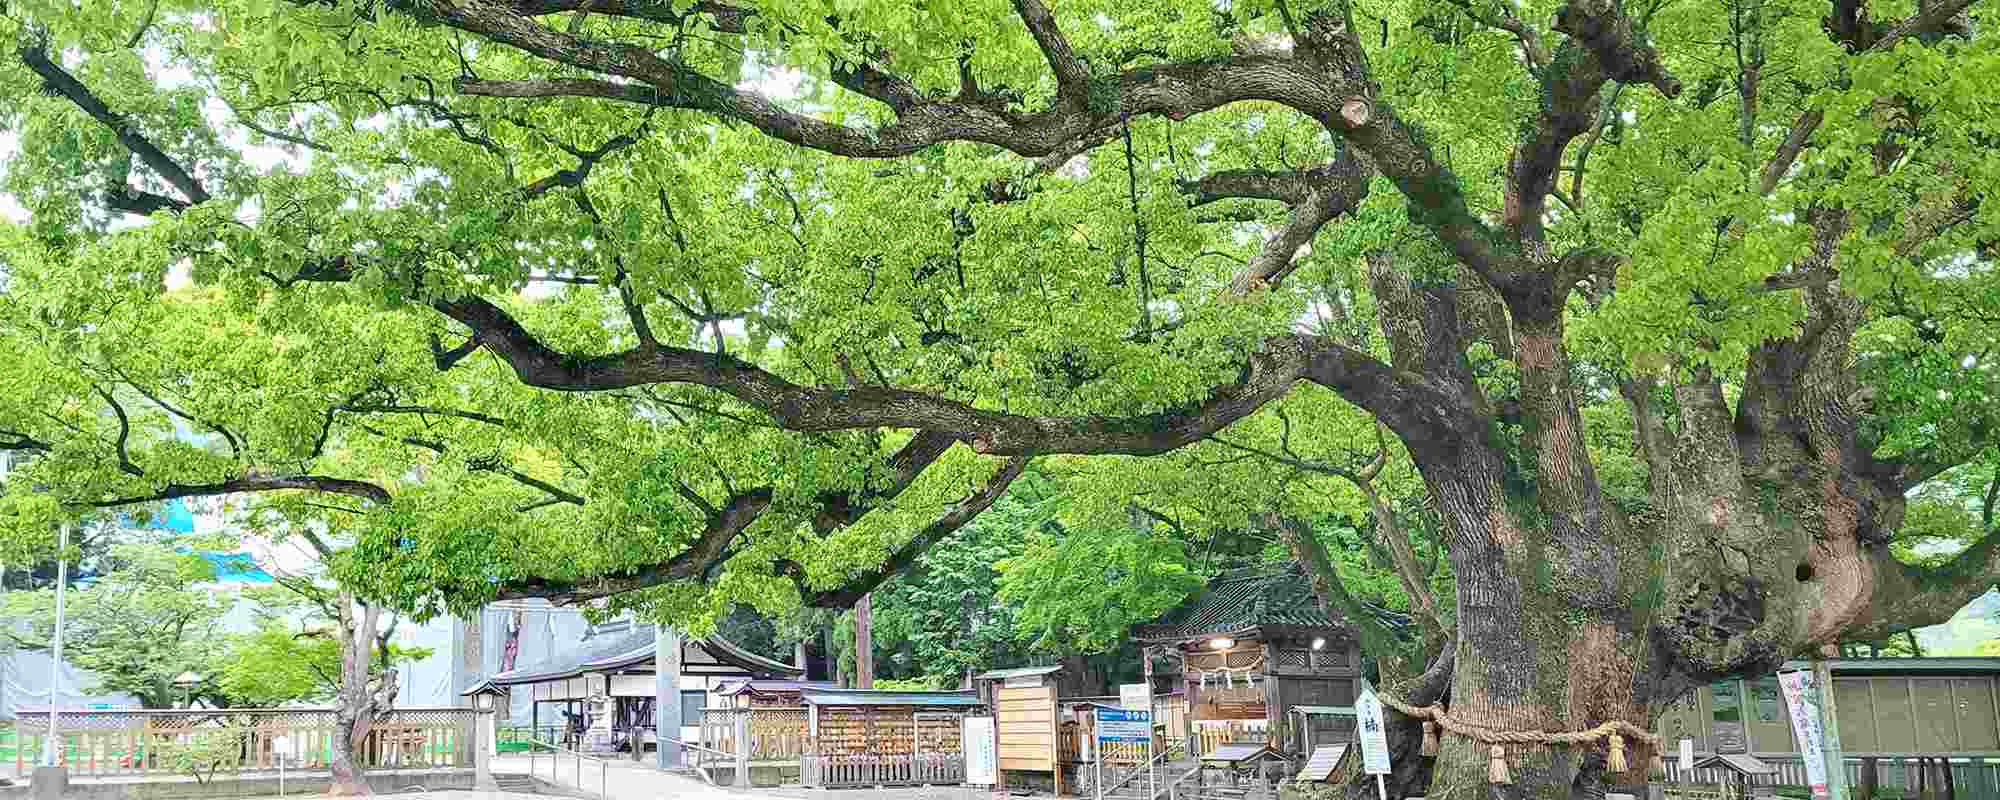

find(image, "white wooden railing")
[8,707,476,778]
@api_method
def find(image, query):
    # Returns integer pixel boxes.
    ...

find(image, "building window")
[680,690,706,725]
[1711,681,1741,723]
[1750,678,1782,722]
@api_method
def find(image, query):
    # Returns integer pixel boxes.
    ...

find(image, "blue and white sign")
[1356,678,1392,776]
[1096,708,1152,743]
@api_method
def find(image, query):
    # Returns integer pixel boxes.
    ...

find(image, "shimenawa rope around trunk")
[1377,693,1665,785]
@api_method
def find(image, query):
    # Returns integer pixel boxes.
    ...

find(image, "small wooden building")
[1691,753,1779,799]
[1132,566,1402,757]
[975,666,1067,794]
[480,622,802,751]
[799,688,983,788]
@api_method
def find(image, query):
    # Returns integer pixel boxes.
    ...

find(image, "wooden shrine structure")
[1131,565,1406,757]
[798,688,982,788]
[479,622,802,753]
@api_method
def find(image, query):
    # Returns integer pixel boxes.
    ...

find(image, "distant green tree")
[218,585,433,707]
[997,512,1203,657]
[0,542,232,708]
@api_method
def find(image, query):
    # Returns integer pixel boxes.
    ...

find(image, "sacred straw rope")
[1374,694,1665,785]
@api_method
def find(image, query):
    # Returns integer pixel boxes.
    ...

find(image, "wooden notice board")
[996,684,1058,774]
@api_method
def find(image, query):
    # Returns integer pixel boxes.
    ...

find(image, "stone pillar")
[855,594,874,689]
[655,628,684,769]
[29,766,67,800]
[475,709,498,790]
[733,710,751,787]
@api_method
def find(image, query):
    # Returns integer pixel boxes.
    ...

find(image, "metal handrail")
[520,735,615,800]
[655,735,732,760]
[1100,747,1178,797]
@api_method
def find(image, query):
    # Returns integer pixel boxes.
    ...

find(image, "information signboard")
[1096,708,1152,742]
[1355,678,1392,775]
[964,716,998,786]
[1121,683,1151,710]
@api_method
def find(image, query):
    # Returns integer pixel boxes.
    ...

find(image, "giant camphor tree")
[2,0,1998,798]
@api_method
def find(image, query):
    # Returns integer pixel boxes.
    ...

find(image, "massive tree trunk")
[1301,246,1989,800]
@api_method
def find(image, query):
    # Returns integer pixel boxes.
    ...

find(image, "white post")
[42,521,70,768]
[1148,733,1157,800]
[476,707,497,789]
[1095,747,1104,800]
[734,709,750,787]
[1376,773,1389,800]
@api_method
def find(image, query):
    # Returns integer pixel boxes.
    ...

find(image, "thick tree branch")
[93,385,145,477]
[504,0,751,31]
[362,425,584,509]
[435,292,1422,456]
[1010,0,1091,101]
[17,43,211,212]
[1847,529,2000,641]
[339,404,512,428]
[1551,0,1683,98]
[795,455,1029,608]
[496,488,774,602]
[434,0,1511,292]
[1503,0,1680,254]
[1758,0,1978,195]
[1229,155,1372,293]
[86,475,392,507]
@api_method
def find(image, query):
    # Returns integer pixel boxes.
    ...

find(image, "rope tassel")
[1488,745,1512,785]
[1649,752,1667,779]
[1421,721,1439,757]
[1607,734,1628,774]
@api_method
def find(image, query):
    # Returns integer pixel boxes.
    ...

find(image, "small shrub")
[161,726,250,784]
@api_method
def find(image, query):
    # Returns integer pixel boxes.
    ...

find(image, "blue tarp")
[187,550,274,583]
[118,498,196,533]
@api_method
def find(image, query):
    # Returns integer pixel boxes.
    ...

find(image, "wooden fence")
[801,752,966,787]
[1196,720,1269,756]
[693,707,809,767]
[8,708,476,778]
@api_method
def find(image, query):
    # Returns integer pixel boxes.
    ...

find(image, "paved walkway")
[492,755,1011,800]
[494,754,766,800]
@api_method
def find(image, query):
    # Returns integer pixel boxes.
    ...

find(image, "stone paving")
[492,755,1023,800]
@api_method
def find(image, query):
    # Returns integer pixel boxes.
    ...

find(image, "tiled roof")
[973,665,1064,680]
[1695,754,1777,775]
[486,624,802,686]
[799,689,982,708]
[1130,564,1409,642]
[717,680,838,696]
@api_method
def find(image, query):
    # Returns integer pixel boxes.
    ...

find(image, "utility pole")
[43,521,70,767]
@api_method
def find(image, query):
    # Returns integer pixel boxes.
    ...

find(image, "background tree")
[3,1,1998,799]
[1,542,233,708]
[219,584,433,708]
